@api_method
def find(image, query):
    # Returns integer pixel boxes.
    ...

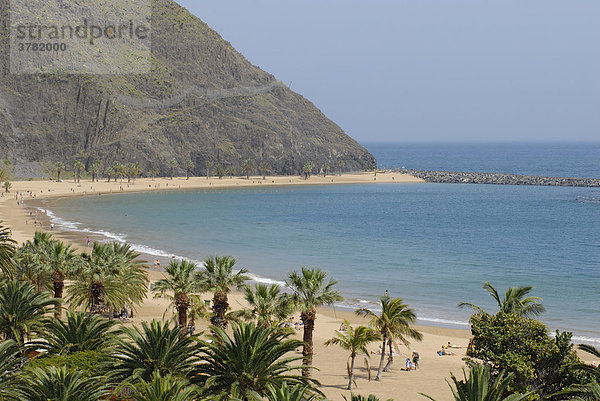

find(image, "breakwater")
[408,170,600,187]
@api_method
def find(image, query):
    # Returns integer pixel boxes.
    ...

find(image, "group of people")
[438,342,459,356]
[282,317,304,330]
[405,351,420,370]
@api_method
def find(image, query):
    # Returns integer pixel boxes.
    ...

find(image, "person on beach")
[86,237,90,247]
[405,358,416,370]
[412,350,420,369]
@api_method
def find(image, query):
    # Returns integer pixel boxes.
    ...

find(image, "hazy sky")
[179,1,599,143]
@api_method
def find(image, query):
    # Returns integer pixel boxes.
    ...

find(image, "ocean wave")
[247,273,287,287]
[569,336,600,345]
[417,317,470,327]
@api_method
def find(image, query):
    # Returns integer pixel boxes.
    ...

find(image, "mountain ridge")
[0,0,376,178]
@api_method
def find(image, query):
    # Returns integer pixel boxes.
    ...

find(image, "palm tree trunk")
[52,270,65,318]
[211,292,229,328]
[383,338,394,372]
[375,335,387,381]
[301,309,316,377]
[348,354,356,390]
[177,306,187,329]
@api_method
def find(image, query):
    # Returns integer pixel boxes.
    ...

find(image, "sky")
[178,1,600,143]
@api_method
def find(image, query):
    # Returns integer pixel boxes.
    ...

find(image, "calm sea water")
[48,143,600,343]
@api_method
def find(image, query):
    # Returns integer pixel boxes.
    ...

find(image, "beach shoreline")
[1,172,595,400]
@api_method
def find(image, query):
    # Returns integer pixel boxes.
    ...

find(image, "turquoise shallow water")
[48,181,600,343]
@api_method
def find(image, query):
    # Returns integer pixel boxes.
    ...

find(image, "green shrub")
[467,312,591,399]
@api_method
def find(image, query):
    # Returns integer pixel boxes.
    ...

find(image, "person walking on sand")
[86,237,90,247]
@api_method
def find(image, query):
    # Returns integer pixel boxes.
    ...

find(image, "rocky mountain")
[0,0,375,178]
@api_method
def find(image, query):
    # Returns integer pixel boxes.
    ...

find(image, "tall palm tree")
[133,372,202,401]
[194,322,319,399]
[205,161,213,179]
[356,296,422,380]
[259,162,271,180]
[325,321,381,390]
[54,162,64,182]
[0,281,57,347]
[196,255,249,328]
[151,260,201,328]
[169,159,178,179]
[287,267,343,377]
[337,160,345,176]
[68,242,148,314]
[89,160,102,182]
[241,159,255,180]
[0,223,16,279]
[73,159,85,183]
[44,240,76,317]
[12,366,109,401]
[458,282,545,318]
[233,283,293,328]
[186,160,195,180]
[421,364,531,401]
[36,311,119,355]
[112,320,200,382]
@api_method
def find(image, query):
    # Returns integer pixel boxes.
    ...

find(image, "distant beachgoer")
[384,289,388,297]
[86,237,90,247]
[50,223,55,230]
[405,358,415,370]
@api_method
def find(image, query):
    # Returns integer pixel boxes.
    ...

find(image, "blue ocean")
[47,143,600,343]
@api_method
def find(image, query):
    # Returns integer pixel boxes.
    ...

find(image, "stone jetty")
[408,170,600,187]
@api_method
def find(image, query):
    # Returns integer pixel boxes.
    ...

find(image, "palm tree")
[265,383,322,401]
[67,242,148,314]
[356,296,422,380]
[0,280,58,346]
[302,163,314,180]
[14,231,55,292]
[233,283,293,328]
[169,159,178,179]
[73,159,84,183]
[54,162,64,182]
[214,164,226,179]
[0,223,16,278]
[112,161,123,182]
[205,161,213,179]
[337,160,345,176]
[324,321,381,390]
[420,364,531,401]
[44,240,76,317]
[196,255,249,328]
[287,267,343,377]
[151,260,201,328]
[553,344,600,399]
[194,322,319,399]
[226,166,237,179]
[12,366,109,401]
[89,160,102,182]
[133,372,202,401]
[186,160,195,180]
[112,320,200,382]
[105,167,114,182]
[259,162,271,180]
[36,311,118,355]
[0,339,22,398]
[322,163,331,177]
[124,162,141,183]
[241,159,255,180]
[458,282,545,318]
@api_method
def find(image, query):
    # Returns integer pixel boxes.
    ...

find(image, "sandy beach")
[0,172,593,400]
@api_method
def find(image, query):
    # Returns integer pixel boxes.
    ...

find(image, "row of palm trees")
[53,157,350,183]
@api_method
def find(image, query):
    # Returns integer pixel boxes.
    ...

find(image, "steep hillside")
[0,0,375,177]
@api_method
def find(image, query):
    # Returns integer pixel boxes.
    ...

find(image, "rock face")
[409,170,600,187]
[0,0,375,178]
